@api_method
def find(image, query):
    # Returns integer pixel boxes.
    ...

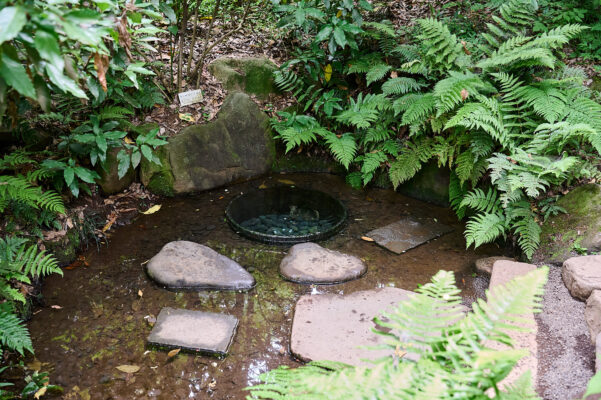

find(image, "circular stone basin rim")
[225,186,347,244]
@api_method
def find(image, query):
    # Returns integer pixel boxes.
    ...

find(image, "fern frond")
[319,132,357,169]
[433,71,488,115]
[416,18,464,70]
[382,77,424,96]
[0,310,33,356]
[366,64,392,86]
[459,188,501,213]
[465,211,507,248]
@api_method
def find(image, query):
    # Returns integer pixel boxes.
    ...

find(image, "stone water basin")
[26,173,503,399]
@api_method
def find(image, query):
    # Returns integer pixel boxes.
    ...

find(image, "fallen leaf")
[390,70,398,78]
[361,236,374,242]
[124,136,135,145]
[93,53,109,92]
[278,179,295,185]
[137,290,143,298]
[258,182,267,189]
[167,348,181,358]
[34,387,47,399]
[460,89,469,100]
[141,205,161,215]
[178,113,195,122]
[26,359,42,371]
[116,365,140,374]
[50,305,62,309]
[324,63,332,82]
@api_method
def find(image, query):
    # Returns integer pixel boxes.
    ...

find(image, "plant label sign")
[178,89,203,106]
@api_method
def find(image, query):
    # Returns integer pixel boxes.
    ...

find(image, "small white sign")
[178,89,203,106]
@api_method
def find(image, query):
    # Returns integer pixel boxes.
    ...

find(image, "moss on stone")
[140,146,175,197]
[537,184,601,263]
[208,57,278,99]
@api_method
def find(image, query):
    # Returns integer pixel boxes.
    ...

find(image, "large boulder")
[141,93,275,195]
[537,184,601,263]
[209,56,278,98]
[562,255,601,301]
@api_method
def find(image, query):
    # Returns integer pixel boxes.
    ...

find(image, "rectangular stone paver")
[148,307,238,356]
[488,260,538,389]
[365,216,453,254]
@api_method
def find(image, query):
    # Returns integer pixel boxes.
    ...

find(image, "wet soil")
[26,173,505,399]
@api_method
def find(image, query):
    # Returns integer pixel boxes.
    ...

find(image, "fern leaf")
[0,310,33,355]
[465,212,507,248]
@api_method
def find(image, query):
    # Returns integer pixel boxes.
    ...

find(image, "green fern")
[0,308,33,356]
[0,175,65,215]
[465,211,507,248]
[248,267,548,399]
[320,132,357,169]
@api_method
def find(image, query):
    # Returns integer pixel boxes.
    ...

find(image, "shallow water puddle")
[28,173,502,399]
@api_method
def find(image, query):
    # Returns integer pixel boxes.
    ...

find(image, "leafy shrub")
[248,267,548,399]
[271,0,599,259]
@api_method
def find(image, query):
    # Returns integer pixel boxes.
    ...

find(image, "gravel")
[537,265,595,400]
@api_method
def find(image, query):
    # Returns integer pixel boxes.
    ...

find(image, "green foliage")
[272,0,596,259]
[248,267,548,399]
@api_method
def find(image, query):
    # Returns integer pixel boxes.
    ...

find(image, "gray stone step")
[146,241,255,291]
[147,308,238,356]
[279,243,366,284]
[365,216,453,254]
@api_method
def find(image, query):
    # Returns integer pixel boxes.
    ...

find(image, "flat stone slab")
[146,241,255,291]
[280,243,366,284]
[488,260,538,389]
[365,216,453,254]
[475,256,514,276]
[586,290,601,345]
[597,332,601,372]
[148,307,238,355]
[563,255,601,301]
[290,287,414,366]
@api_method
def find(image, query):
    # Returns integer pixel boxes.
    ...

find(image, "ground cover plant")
[270,0,601,259]
[0,0,173,394]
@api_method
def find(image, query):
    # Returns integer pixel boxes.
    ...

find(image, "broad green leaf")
[33,76,51,112]
[95,134,107,153]
[584,370,601,397]
[333,27,347,48]
[127,63,154,75]
[74,166,98,183]
[117,150,130,179]
[0,7,27,44]
[63,168,75,187]
[45,64,87,98]
[315,26,333,42]
[34,30,64,71]
[131,150,142,169]
[140,144,152,161]
[0,52,35,98]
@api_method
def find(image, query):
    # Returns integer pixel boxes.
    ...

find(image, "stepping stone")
[147,307,238,356]
[290,287,413,366]
[280,243,366,284]
[596,332,601,372]
[474,256,514,276]
[365,216,453,254]
[488,260,538,389]
[586,290,601,345]
[146,241,255,291]
[562,255,601,301]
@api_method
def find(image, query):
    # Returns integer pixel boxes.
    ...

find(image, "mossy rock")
[44,228,81,266]
[146,93,274,195]
[96,147,135,195]
[398,161,450,207]
[535,184,601,264]
[209,57,278,99]
[140,145,175,197]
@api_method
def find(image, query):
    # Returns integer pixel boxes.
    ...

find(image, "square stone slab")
[365,216,453,254]
[290,287,414,366]
[148,308,238,356]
